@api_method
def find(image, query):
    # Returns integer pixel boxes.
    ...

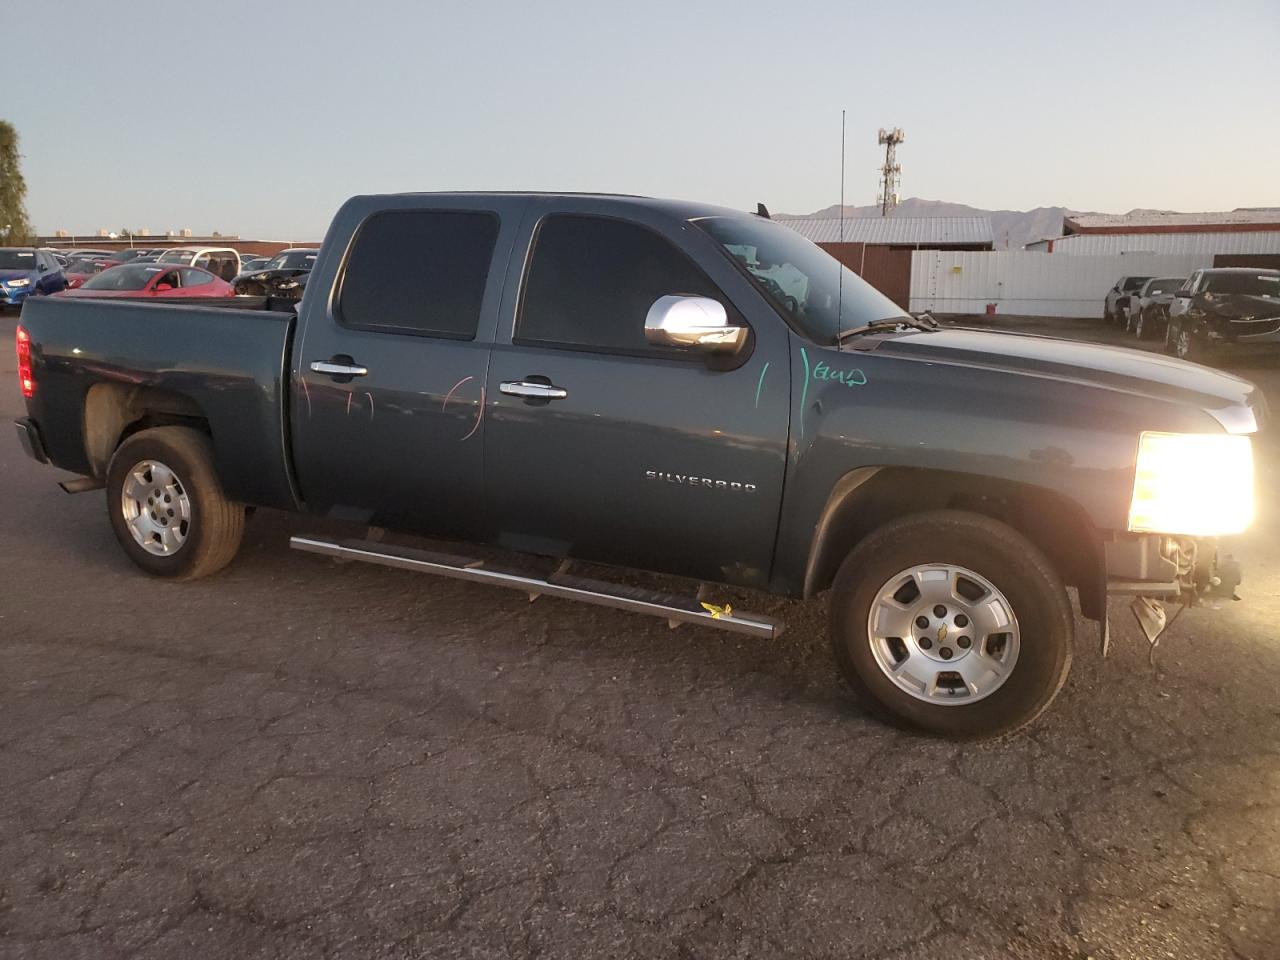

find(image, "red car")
[57,263,235,299]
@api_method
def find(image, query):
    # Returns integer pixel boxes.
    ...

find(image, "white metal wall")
[1035,232,1280,256]
[909,251,1208,318]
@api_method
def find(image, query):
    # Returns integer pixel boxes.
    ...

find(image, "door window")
[179,268,209,287]
[515,214,730,356]
[338,209,499,339]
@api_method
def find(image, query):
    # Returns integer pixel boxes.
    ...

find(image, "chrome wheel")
[119,459,191,556]
[866,563,1020,705]
[1176,325,1192,359]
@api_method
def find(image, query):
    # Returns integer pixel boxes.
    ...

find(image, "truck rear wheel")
[828,510,1073,738]
[106,427,245,580]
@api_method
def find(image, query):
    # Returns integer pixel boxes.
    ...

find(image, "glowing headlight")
[1128,431,1255,537]
[7,278,30,287]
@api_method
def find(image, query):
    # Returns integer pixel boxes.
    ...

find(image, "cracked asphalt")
[1,314,1278,959]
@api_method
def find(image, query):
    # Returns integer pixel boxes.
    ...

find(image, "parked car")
[1104,275,1151,324]
[59,248,115,261]
[107,248,162,264]
[0,247,67,307]
[232,247,319,298]
[153,247,242,281]
[1126,277,1185,340]
[1165,268,1280,361]
[64,258,114,289]
[56,263,235,299]
[40,249,70,269]
[14,192,1264,738]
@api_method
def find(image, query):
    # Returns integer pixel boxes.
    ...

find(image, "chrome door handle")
[310,360,368,377]
[500,380,568,400]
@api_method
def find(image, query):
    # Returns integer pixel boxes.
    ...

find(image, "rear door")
[291,197,526,539]
[482,200,790,589]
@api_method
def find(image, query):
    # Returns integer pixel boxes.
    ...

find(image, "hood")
[864,327,1262,421]
[0,269,36,282]
[1204,293,1280,321]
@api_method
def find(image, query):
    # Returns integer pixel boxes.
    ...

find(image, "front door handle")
[500,380,568,400]
[310,358,369,378]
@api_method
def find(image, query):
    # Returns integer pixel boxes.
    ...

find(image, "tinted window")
[180,268,212,287]
[1122,276,1151,292]
[339,210,498,339]
[517,215,726,354]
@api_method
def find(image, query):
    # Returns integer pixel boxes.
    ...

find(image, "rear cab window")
[338,209,500,339]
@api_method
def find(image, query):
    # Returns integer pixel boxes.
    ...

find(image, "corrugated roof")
[1066,209,1280,231]
[773,216,993,246]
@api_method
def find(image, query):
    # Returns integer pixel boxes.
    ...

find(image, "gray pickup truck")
[13,193,1266,737]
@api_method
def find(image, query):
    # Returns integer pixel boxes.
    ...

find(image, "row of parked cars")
[0,244,319,310]
[1103,268,1280,360]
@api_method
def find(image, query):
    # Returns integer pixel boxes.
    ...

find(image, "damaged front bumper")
[1104,534,1242,652]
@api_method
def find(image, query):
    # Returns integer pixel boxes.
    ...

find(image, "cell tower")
[877,127,905,216]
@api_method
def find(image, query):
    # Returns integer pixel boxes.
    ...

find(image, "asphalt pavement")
[1,313,1278,959]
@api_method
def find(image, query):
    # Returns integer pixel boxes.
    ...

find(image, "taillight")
[15,324,33,398]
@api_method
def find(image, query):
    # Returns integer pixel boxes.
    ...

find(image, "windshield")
[1122,276,1151,292]
[157,250,191,263]
[1202,272,1280,297]
[67,259,106,275]
[693,217,908,343]
[1146,278,1183,296]
[266,250,318,270]
[82,264,166,291]
[0,249,36,271]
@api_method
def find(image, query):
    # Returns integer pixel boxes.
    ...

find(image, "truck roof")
[350,191,755,222]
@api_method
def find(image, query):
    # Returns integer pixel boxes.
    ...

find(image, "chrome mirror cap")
[644,295,747,354]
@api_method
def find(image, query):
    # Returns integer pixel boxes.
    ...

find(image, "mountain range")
[781,199,1081,251]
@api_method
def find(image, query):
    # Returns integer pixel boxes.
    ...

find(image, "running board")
[289,536,783,640]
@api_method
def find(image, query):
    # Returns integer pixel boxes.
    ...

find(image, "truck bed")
[17,296,299,510]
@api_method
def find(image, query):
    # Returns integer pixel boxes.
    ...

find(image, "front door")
[483,205,790,589]
[291,197,526,539]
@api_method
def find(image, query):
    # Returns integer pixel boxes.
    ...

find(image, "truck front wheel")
[106,427,245,580]
[829,510,1073,738]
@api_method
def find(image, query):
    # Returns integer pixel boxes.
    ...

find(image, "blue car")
[0,247,68,307]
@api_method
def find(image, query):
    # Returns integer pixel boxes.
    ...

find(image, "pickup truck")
[13,193,1267,737]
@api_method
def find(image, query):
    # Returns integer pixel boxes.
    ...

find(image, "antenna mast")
[877,127,904,216]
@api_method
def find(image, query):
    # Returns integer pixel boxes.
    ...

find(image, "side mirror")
[644,295,747,354]
[154,283,173,292]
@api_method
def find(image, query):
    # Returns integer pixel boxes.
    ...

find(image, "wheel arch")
[802,466,1105,621]
[84,382,211,478]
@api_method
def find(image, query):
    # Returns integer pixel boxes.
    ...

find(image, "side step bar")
[290,536,784,640]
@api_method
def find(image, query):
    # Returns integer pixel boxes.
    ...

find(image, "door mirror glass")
[644,295,747,354]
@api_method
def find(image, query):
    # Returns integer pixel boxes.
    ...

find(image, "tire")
[1169,317,1208,363]
[1124,306,1137,335]
[1134,308,1150,341]
[106,426,245,580]
[1103,302,1113,324]
[1164,316,1180,355]
[828,510,1073,738]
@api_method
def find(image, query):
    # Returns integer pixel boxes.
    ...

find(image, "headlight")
[7,278,30,287]
[1128,431,1255,536]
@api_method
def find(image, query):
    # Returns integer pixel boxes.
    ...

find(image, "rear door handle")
[500,380,568,400]
[310,359,368,378]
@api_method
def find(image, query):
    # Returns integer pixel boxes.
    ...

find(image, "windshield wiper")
[837,313,939,342]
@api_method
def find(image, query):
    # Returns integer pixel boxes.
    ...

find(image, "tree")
[0,120,35,245]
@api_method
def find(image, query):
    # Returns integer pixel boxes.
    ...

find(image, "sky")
[4,0,1278,239]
